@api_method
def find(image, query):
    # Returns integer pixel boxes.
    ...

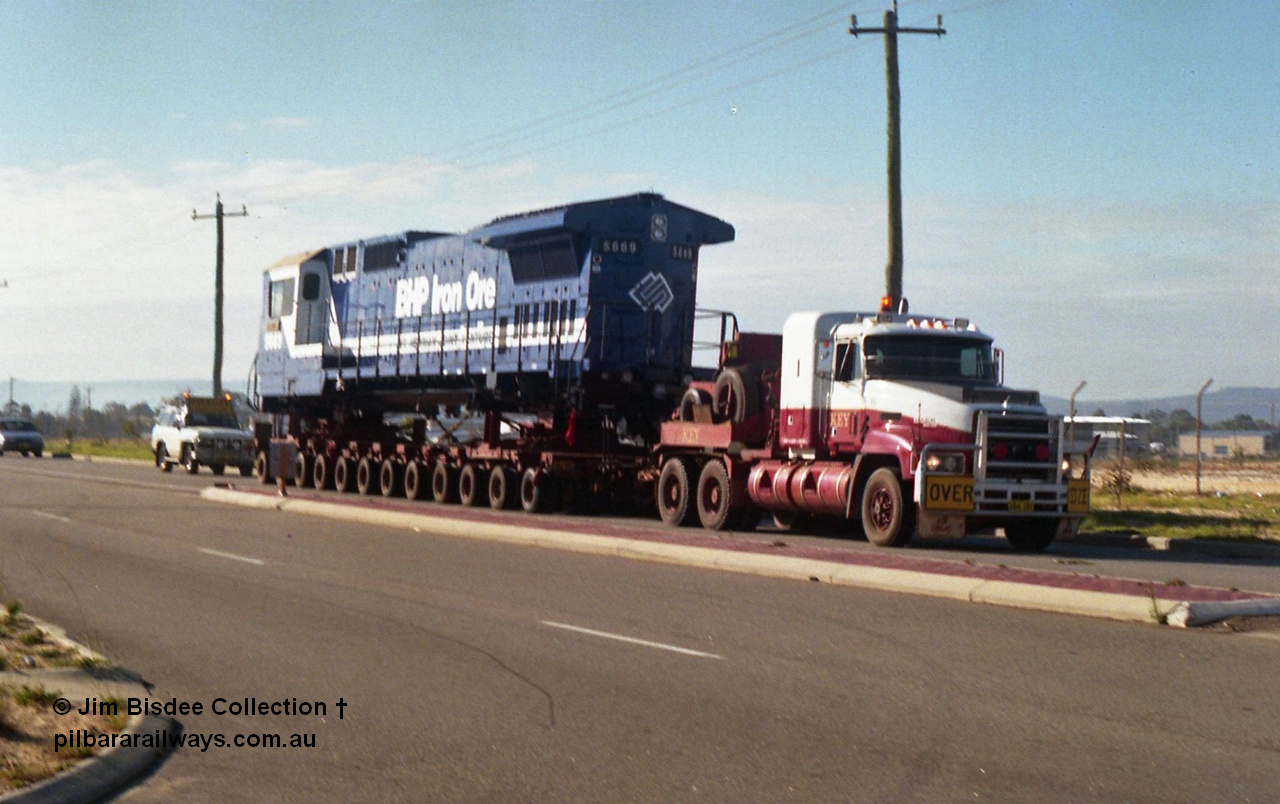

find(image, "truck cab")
[151,394,255,476]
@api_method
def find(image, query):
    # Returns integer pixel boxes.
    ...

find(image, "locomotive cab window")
[301,273,322,302]
[269,278,296,319]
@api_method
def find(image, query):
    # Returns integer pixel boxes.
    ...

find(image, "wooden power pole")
[850,4,945,310]
[193,194,248,398]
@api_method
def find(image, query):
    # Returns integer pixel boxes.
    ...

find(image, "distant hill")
[1043,386,1279,426]
[6,379,214,415]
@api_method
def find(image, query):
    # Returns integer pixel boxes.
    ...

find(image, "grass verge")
[1085,489,1280,542]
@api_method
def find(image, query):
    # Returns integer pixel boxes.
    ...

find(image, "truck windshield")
[864,334,997,384]
[185,413,240,428]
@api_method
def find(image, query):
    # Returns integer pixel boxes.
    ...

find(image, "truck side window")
[834,341,860,382]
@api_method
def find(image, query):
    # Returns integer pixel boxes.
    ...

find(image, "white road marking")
[198,548,265,566]
[541,621,724,660]
[31,510,73,523]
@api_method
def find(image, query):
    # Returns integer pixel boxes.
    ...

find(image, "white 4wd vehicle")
[152,395,255,476]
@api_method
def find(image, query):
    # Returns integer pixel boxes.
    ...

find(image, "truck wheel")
[432,462,458,504]
[334,456,356,493]
[520,467,556,514]
[712,368,758,423]
[657,457,697,527]
[861,467,915,547]
[312,454,333,489]
[356,457,378,495]
[696,459,737,531]
[210,464,226,476]
[404,460,429,500]
[255,450,271,483]
[295,453,315,488]
[380,459,403,498]
[182,446,199,475]
[1004,520,1057,552]
[156,444,173,473]
[458,463,488,507]
[489,466,519,510]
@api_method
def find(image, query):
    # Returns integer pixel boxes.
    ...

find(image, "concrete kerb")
[200,487,1271,628]
[0,626,177,804]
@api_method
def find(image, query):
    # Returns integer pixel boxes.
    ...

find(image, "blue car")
[0,418,44,457]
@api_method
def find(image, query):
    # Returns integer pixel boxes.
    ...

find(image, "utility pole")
[850,3,945,310]
[1067,380,1087,446]
[1195,378,1213,496]
[193,193,248,398]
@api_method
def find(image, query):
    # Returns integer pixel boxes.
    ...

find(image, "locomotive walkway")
[201,485,1280,629]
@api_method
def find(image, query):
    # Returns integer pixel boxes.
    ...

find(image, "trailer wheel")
[696,459,737,531]
[520,467,556,514]
[294,452,315,488]
[156,444,173,473]
[458,463,488,507]
[404,460,429,500]
[255,450,271,483]
[861,467,914,547]
[657,457,698,527]
[712,368,758,423]
[489,466,519,510]
[182,445,200,475]
[380,458,404,498]
[312,453,333,489]
[432,462,458,504]
[1004,520,1057,552]
[354,457,376,495]
[334,456,356,493]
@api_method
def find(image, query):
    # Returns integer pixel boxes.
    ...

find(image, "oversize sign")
[923,476,974,511]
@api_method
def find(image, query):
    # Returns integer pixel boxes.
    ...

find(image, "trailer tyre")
[657,457,698,527]
[489,466,519,510]
[312,454,333,489]
[334,456,356,493]
[255,450,271,484]
[356,457,378,495]
[293,453,314,488]
[432,462,458,504]
[404,460,429,500]
[861,467,914,547]
[696,459,737,531]
[520,468,558,513]
[712,368,758,423]
[458,463,488,507]
[1004,520,1058,553]
[380,459,404,498]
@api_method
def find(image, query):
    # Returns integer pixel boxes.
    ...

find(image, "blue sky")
[1,0,1276,405]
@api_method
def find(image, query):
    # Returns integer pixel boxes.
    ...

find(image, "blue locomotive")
[252,193,735,501]
[256,193,732,416]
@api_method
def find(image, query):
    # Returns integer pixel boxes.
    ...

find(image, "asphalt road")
[1,457,1278,802]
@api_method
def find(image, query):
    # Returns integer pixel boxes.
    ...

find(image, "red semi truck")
[656,301,1091,551]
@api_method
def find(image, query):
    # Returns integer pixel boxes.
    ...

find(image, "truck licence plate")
[1008,499,1034,513]
[923,477,974,511]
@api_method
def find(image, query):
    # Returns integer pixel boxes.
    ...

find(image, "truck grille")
[976,412,1060,484]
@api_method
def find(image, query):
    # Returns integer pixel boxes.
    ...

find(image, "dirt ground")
[1118,461,1280,496]
[0,613,121,793]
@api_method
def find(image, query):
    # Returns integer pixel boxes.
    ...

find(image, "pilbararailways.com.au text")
[56,728,319,753]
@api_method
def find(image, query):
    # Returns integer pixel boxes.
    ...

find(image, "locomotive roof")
[467,191,735,249]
